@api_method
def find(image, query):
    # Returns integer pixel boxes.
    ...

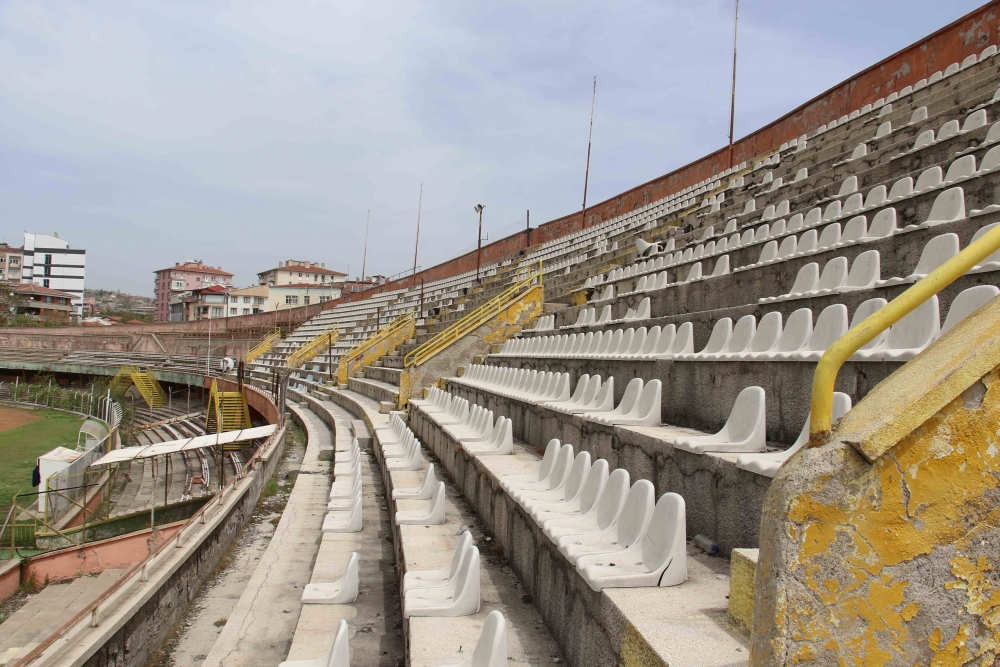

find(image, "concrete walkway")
[203,402,332,667]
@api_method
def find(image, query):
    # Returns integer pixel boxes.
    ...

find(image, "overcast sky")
[0,0,986,295]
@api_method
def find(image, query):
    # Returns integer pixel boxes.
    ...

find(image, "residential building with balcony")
[168,284,231,322]
[0,244,23,284]
[21,233,86,319]
[153,260,233,322]
[257,260,346,288]
[14,283,77,322]
[227,285,270,316]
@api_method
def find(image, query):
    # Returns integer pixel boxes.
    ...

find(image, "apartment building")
[257,260,346,288]
[22,233,86,319]
[0,244,23,283]
[154,260,233,322]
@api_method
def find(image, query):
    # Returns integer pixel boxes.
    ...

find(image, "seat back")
[887,295,940,350]
[546,444,576,491]
[325,619,351,667]
[758,240,779,264]
[818,223,842,250]
[470,610,507,667]
[617,480,656,548]
[579,459,610,514]
[701,318,733,354]
[642,493,687,575]
[671,322,694,355]
[536,439,561,482]
[616,378,644,414]
[808,304,850,352]
[851,298,890,350]
[752,312,783,353]
[867,208,897,238]
[596,469,631,529]
[914,233,960,275]
[788,263,820,295]
[941,286,1000,335]
[563,451,593,500]
[724,386,766,443]
[727,315,756,354]
[817,257,849,291]
[776,308,813,353]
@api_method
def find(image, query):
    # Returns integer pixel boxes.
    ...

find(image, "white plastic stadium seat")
[302,552,360,604]
[673,386,766,454]
[278,619,350,667]
[396,481,446,525]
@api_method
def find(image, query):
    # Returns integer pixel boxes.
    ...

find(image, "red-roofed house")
[153,260,233,322]
[14,283,78,322]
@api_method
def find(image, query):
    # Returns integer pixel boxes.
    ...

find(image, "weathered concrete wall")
[77,426,286,667]
[752,296,1000,665]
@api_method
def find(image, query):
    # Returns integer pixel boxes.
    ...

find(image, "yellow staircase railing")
[287,327,339,369]
[205,379,251,445]
[246,330,281,364]
[810,222,1000,445]
[405,260,543,369]
[110,365,167,408]
[337,312,416,385]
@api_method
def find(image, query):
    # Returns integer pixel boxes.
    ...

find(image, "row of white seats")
[765,227,1000,303]
[454,368,661,428]
[376,415,483,618]
[497,284,996,363]
[411,391,515,455]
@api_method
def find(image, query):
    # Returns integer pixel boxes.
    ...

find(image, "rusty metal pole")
[728,0,740,169]
[581,76,597,231]
[475,204,484,282]
[412,183,423,286]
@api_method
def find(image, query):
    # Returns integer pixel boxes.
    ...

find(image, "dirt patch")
[0,407,41,433]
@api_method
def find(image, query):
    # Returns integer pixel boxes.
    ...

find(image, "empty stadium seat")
[396,481,446,525]
[302,552,360,604]
[673,386,767,453]
[278,619,350,667]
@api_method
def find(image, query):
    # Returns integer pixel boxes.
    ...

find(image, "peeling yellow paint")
[759,369,1000,665]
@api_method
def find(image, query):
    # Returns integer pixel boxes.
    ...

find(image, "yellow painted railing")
[405,260,543,369]
[287,326,339,369]
[337,311,415,384]
[810,222,1000,441]
[246,330,281,364]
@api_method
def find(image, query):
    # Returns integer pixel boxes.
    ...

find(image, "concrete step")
[347,377,400,406]
[362,365,402,387]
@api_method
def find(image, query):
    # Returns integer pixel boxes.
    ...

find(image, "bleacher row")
[250,263,505,386]
[254,44,1000,666]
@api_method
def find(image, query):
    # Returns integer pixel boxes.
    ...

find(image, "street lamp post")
[475,204,485,282]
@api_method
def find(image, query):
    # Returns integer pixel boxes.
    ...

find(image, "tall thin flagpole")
[728,0,740,168]
[361,209,370,282]
[412,184,423,286]
[581,76,597,228]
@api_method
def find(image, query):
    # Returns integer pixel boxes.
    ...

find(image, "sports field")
[0,407,85,510]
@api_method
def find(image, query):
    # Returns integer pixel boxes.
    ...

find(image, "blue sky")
[0,0,987,294]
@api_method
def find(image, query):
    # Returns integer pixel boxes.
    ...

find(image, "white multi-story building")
[22,233,86,320]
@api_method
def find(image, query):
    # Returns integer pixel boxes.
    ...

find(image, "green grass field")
[0,408,85,510]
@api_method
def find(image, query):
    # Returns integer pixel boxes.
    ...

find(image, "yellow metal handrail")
[810,223,1000,440]
[405,260,543,368]
[246,330,281,364]
[287,326,339,369]
[337,311,415,384]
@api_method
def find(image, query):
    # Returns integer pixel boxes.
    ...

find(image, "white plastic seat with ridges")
[395,481,446,525]
[440,610,506,667]
[546,375,597,413]
[707,315,755,359]
[326,476,361,511]
[878,234,959,287]
[582,377,641,423]
[851,296,940,362]
[323,496,362,533]
[811,256,849,296]
[385,436,424,472]
[403,545,480,617]
[759,308,812,360]
[302,552,360,604]
[576,492,687,591]
[464,417,514,456]
[329,472,361,502]
[736,393,852,478]
[969,223,1000,273]
[500,439,560,493]
[761,263,818,303]
[530,458,609,524]
[656,322,693,359]
[449,406,493,443]
[542,468,629,541]
[518,451,591,511]
[792,304,849,361]
[278,619,350,667]
[559,376,614,415]
[590,380,661,427]
[678,318,731,360]
[674,386,766,454]
[558,479,655,564]
[403,531,473,592]
[508,444,574,500]
[392,464,437,500]
[722,312,780,361]
[940,286,1000,334]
